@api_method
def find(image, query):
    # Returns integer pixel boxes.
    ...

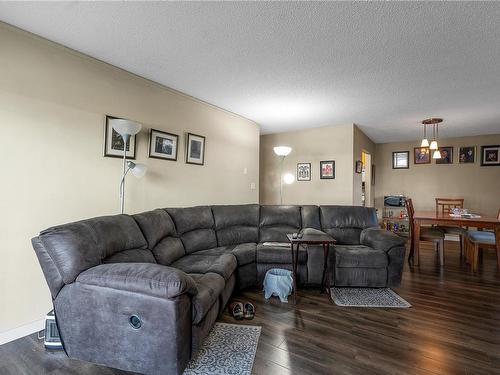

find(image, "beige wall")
[259,124,355,205]
[374,134,500,216]
[0,23,259,335]
[353,124,376,206]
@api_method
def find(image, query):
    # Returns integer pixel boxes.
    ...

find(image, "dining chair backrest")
[435,198,464,214]
[405,198,415,233]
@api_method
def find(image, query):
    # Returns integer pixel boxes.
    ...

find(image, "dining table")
[410,210,500,266]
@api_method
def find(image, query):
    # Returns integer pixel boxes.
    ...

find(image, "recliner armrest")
[76,263,197,299]
[360,228,406,252]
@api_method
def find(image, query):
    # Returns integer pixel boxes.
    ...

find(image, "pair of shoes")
[228,301,255,320]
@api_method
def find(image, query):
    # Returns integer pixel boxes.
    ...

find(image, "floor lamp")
[273,146,292,204]
[110,119,147,214]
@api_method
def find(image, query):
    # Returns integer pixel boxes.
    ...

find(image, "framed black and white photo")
[481,145,500,166]
[355,160,363,173]
[297,163,311,181]
[392,151,409,169]
[320,160,335,179]
[149,129,178,161]
[459,146,475,164]
[104,115,137,159]
[186,133,205,165]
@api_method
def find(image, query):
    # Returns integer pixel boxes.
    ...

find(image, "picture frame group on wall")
[149,129,178,161]
[459,146,475,163]
[392,151,409,169]
[104,115,137,159]
[481,145,500,166]
[297,163,311,181]
[414,147,430,164]
[320,160,335,179]
[186,133,206,165]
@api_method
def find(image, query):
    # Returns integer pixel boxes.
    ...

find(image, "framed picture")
[104,115,136,159]
[414,147,430,164]
[436,146,453,164]
[481,145,500,166]
[186,133,205,165]
[320,160,335,179]
[297,163,311,181]
[149,129,178,161]
[392,151,409,169]
[355,160,362,173]
[459,146,475,164]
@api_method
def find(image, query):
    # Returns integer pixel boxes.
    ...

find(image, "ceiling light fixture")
[421,118,443,157]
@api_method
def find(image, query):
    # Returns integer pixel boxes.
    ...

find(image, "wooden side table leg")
[495,224,500,271]
[291,243,298,303]
[321,243,331,296]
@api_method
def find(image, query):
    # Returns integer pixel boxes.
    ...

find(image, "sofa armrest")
[301,227,328,236]
[76,263,197,299]
[360,228,406,252]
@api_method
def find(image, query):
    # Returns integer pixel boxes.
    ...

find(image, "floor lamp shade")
[273,146,292,156]
[110,119,142,137]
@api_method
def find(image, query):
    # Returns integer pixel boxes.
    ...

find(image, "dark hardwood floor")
[2,241,500,375]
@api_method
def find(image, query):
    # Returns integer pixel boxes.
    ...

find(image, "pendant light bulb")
[432,149,442,159]
[421,138,429,148]
[429,140,438,150]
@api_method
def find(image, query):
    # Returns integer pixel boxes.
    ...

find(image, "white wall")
[0,22,260,337]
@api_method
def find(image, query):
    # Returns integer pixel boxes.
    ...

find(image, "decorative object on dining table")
[480,145,500,166]
[148,129,178,161]
[435,146,453,164]
[186,132,206,165]
[414,147,431,164]
[296,162,311,181]
[459,146,475,163]
[355,160,363,173]
[104,115,137,159]
[320,160,335,179]
[392,151,409,169]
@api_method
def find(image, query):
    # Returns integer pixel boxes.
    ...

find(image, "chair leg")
[472,243,479,273]
[439,239,444,266]
[459,234,463,257]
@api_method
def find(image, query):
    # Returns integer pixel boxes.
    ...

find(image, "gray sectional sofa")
[31,204,406,375]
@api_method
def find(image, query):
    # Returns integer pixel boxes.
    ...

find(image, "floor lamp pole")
[279,155,285,205]
[119,134,130,214]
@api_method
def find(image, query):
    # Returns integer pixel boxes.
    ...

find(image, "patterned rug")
[330,287,411,308]
[183,323,261,375]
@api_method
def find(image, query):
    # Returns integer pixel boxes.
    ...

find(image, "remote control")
[298,233,303,239]
[292,233,298,239]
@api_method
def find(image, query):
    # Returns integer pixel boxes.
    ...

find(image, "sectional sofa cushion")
[104,249,157,264]
[189,273,225,324]
[195,243,257,266]
[300,205,321,229]
[334,245,388,268]
[171,254,237,280]
[320,206,378,245]
[36,215,147,287]
[256,244,307,264]
[167,207,217,253]
[259,205,301,242]
[212,205,260,246]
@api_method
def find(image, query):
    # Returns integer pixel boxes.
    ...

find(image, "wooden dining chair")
[435,198,467,256]
[464,209,500,272]
[406,198,446,266]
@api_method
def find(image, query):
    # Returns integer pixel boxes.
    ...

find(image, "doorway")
[361,151,372,207]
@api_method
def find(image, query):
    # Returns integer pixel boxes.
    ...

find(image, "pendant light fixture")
[421,118,443,158]
[420,122,429,148]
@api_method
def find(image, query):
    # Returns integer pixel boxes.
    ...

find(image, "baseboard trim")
[0,319,45,346]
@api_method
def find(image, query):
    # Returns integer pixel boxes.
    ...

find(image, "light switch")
[250,182,256,190]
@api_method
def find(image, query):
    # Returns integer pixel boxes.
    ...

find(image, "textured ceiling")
[1,2,500,142]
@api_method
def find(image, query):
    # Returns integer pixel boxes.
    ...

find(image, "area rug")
[330,287,411,308]
[183,323,261,375]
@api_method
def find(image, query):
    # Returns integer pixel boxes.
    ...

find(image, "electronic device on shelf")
[384,195,406,207]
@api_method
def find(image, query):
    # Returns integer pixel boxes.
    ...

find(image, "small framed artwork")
[392,151,409,169]
[355,160,363,173]
[297,163,311,181]
[104,115,136,159]
[320,160,335,179]
[186,133,206,165]
[459,146,475,164]
[436,146,453,164]
[414,147,430,164]
[481,145,500,166]
[149,129,178,161]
